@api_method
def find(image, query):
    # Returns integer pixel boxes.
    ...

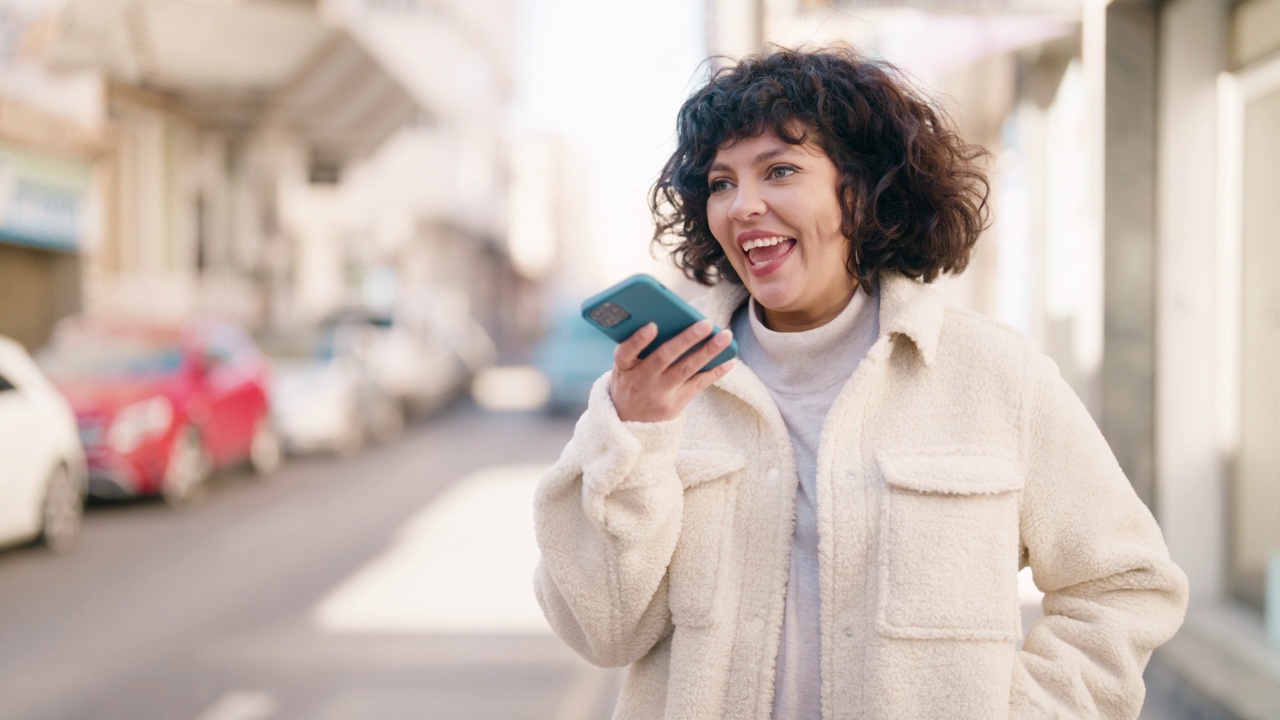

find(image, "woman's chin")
[746,285,799,317]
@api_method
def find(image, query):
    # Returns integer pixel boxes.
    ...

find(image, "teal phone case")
[581,273,738,372]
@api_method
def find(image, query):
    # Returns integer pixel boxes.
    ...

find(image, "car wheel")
[369,395,405,445]
[249,419,282,476]
[163,426,210,507]
[336,416,365,457]
[39,465,83,554]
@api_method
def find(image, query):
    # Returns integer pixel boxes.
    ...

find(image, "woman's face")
[706,130,858,332]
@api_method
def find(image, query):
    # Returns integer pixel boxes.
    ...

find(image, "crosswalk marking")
[313,464,552,634]
[193,690,277,720]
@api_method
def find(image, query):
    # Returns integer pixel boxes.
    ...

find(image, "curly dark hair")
[650,45,991,290]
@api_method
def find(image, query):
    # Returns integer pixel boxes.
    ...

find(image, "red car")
[37,317,282,504]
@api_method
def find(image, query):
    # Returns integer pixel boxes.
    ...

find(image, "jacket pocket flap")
[675,448,745,489]
[878,451,1023,495]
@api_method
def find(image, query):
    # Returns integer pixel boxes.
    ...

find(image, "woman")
[533,47,1187,719]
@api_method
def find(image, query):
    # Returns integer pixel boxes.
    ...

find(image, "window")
[1233,81,1280,612]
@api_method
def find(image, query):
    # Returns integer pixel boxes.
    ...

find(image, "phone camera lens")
[589,302,630,328]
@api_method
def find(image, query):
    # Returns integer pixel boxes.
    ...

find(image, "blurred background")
[0,0,1274,718]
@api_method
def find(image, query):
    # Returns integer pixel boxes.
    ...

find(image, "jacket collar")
[876,272,944,367]
[701,271,944,368]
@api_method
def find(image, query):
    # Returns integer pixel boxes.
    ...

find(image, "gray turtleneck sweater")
[730,289,880,720]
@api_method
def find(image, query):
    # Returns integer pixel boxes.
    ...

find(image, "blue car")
[534,310,617,415]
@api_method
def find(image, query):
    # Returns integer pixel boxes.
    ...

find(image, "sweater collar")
[701,271,943,368]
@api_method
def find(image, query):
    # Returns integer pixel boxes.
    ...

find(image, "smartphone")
[581,273,738,373]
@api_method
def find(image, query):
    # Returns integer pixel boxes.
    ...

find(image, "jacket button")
[766,468,780,481]
[844,627,853,637]
[749,617,765,632]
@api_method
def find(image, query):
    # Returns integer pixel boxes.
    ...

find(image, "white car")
[320,308,469,418]
[271,358,367,456]
[0,335,87,553]
[263,325,403,456]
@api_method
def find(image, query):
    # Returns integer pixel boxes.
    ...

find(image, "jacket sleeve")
[533,373,684,668]
[1011,350,1189,719]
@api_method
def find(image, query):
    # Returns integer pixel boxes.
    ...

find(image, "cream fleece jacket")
[533,273,1188,720]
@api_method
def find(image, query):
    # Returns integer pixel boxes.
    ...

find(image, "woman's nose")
[728,183,766,221]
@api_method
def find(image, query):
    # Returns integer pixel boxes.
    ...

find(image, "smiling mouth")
[741,236,796,266]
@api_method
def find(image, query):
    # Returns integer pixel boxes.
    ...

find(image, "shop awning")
[47,0,425,161]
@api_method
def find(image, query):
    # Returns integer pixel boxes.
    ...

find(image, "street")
[0,405,620,720]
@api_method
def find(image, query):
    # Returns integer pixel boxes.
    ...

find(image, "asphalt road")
[0,405,620,720]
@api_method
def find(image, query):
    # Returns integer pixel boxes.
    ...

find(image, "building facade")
[0,0,103,349]
[44,0,432,334]
[33,0,519,357]
[1151,1,1280,715]
[297,0,520,351]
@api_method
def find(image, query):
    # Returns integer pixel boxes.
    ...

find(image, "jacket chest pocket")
[668,449,743,629]
[875,451,1024,642]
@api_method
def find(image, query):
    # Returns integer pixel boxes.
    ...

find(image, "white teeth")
[741,236,791,251]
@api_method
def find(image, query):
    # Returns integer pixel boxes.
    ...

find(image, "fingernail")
[715,329,733,344]
[695,320,712,333]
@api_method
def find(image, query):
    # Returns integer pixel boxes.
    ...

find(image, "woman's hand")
[609,320,735,423]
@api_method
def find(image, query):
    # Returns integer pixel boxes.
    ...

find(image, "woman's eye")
[769,165,796,180]
[708,178,732,193]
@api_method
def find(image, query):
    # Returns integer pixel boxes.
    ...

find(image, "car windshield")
[258,330,321,362]
[258,327,349,363]
[37,337,185,378]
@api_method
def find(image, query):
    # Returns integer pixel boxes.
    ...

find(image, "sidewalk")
[1022,576,1279,720]
[1140,604,1280,720]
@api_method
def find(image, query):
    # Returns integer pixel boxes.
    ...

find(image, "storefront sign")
[0,140,89,252]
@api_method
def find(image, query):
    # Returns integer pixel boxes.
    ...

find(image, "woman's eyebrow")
[708,148,797,174]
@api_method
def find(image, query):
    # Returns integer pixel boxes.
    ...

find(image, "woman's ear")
[839,180,864,241]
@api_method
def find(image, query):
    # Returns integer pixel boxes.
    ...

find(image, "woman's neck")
[759,286,859,333]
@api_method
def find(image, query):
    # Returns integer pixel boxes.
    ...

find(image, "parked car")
[319,307,483,418]
[533,309,616,415]
[0,336,87,552]
[261,323,403,456]
[36,317,281,505]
